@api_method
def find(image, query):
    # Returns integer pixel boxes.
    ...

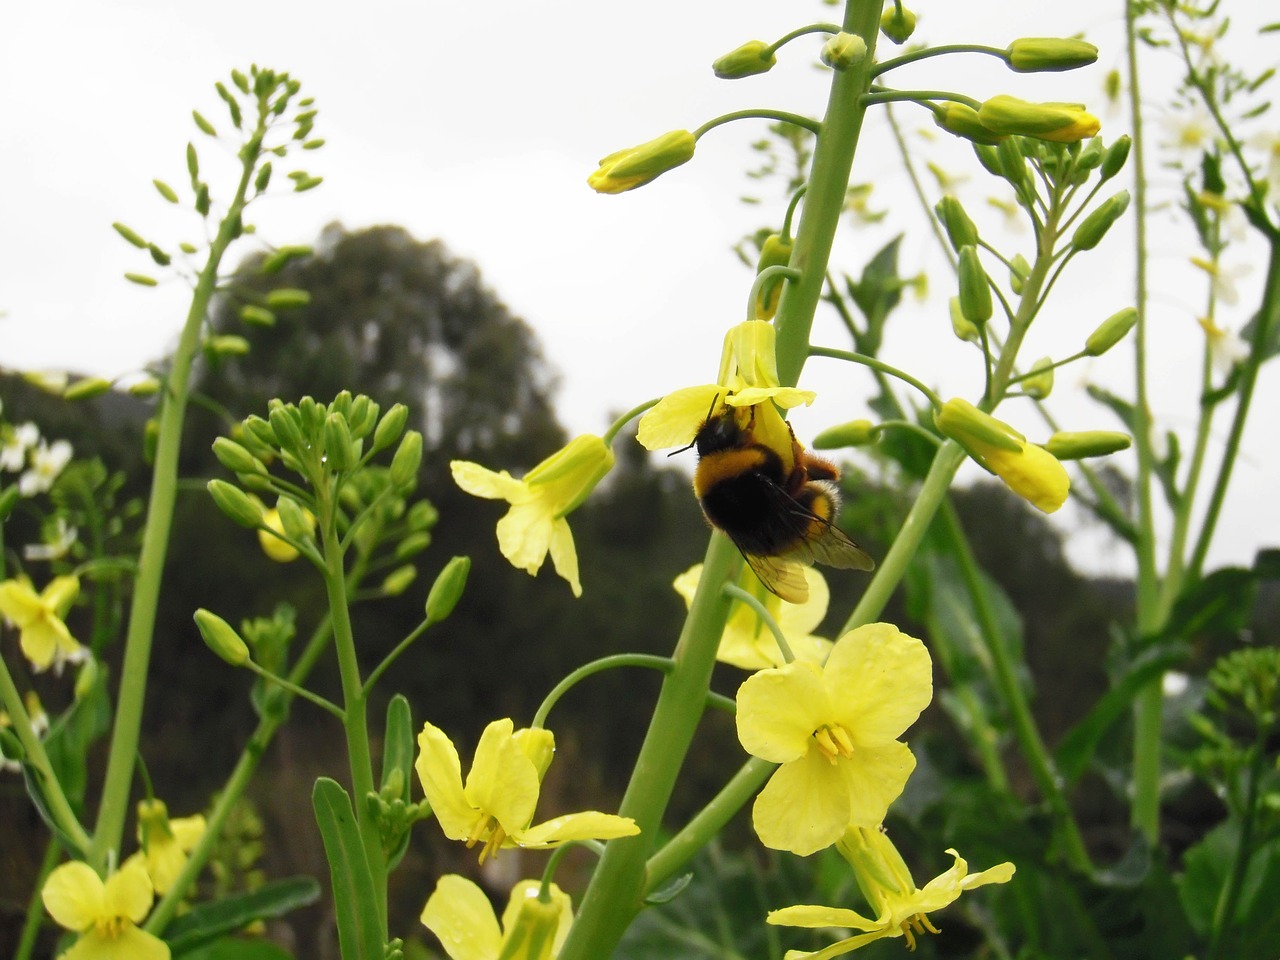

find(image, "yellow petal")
[42,575,80,616]
[0,580,42,627]
[421,874,503,960]
[768,903,879,931]
[736,661,830,763]
[104,856,154,924]
[495,503,553,574]
[823,624,933,743]
[498,880,574,958]
[450,461,529,503]
[547,517,582,597]
[517,811,640,847]
[752,751,850,855]
[985,443,1070,513]
[62,924,171,960]
[636,385,721,451]
[465,719,540,838]
[43,861,106,932]
[415,722,480,842]
[836,739,916,829]
[20,617,74,670]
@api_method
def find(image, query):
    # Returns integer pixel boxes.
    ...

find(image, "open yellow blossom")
[415,718,638,863]
[42,858,170,960]
[136,798,207,894]
[422,875,572,960]
[0,575,83,672]
[736,624,932,855]
[674,563,832,670]
[768,826,1015,958]
[451,435,614,597]
[934,399,1069,513]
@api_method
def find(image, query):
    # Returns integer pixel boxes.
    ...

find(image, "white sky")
[1,1,1275,577]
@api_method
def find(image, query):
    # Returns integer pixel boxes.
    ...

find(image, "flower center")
[466,814,508,863]
[899,912,941,951]
[96,915,130,940]
[812,723,855,763]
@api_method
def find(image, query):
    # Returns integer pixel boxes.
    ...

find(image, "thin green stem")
[694,109,821,139]
[873,42,1008,79]
[604,400,661,445]
[533,654,674,729]
[747,265,801,322]
[245,660,344,720]
[808,345,943,408]
[885,101,957,271]
[722,583,793,663]
[362,617,431,697]
[90,123,264,872]
[861,89,983,111]
[765,23,843,57]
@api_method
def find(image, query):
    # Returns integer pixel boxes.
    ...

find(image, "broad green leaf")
[312,777,383,960]
[165,877,320,956]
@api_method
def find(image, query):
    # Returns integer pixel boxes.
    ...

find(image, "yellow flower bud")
[1085,307,1138,356]
[1044,431,1131,460]
[977,95,1101,143]
[1005,38,1099,73]
[933,102,1005,145]
[588,130,696,194]
[713,40,776,79]
[880,6,917,44]
[821,32,867,71]
[754,234,793,320]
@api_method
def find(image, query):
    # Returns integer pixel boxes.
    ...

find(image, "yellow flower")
[0,575,83,673]
[636,320,815,453]
[136,798,207,894]
[415,718,639,863]
[451,435,614,597]
[674,563,832,670]
[587,130,696,194]
[934,398,1070,513]
[41,858,170,960]
[422,875,572,960]
[735,624,932,855]
[768,826,1015,958]
[257,507,299,562]
[977,95,1100,143]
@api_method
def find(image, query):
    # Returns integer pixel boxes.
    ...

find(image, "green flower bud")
[74,657,99,702]
[1005,38,1099,73]
[425,555,471,625]
[126,377,161,397]
[588,130,696,194]
[390,430,424,488]
[205,335,250,357]
[978,95,1101,143]
[1023,357,1055,399]
[239,305,276,327]
[125,272,159,287]
[275,495,315,545]
[1071,190,1130,251]
[1100,135,1131,182]
[880,6,917,44]
[153,179,179,203]
[323,413,358,471]
[514,726,556,781]
[935,196,978,252]
[63,377,113,401]
[812,419,878,449]
[372,403,409,453]
[208,479,265,528]
[1085,306,1138,356]
[1044,430,1131,459]
[996,138,1031,190]
[381,564,418,597]
[933,102,1005,145]
[265,288,311,309]
[821,32,867,71]
[112,222,148,249]
[958,246,992,325]
[268,403,305,457]
[1009,254,1030,295]
[394,531,432,560]
[949,297,980,343]
[244,415,278,450]
[754,234,792,320]
[212,437,266,475]
[194,609,251,666]
[347,395,379,440]
[408,499,440,532]
[713,40,776,79]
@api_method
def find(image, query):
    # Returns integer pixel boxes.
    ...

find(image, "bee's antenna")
[667,393,722,458]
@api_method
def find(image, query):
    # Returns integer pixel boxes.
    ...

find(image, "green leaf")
[381,695,414,870]
[1178,824,1280,954]
[843,234,903,357]
[643,872,692,905]
[1086,384,1137,432]
[165,876,320,956]
[175,937,295,960]
[1156,566,1259,646]
[312,778,383,960]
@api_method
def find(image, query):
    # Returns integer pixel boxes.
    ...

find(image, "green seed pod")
[372,404,409,453]
[812,419,878,449]
[1085,306,1138,356]
[390,430,424,488]
[112,222,148,248]
[1072,191,1130,251]
[958,246,993,325]
[712,40,776,79]
[1044,430,1132,459]
[194,609,251,667]
[1100,135,1132,182]
[323,412,357,472]
[212,437,265,475]
[302,139,326,150]
[935,196,978,252]
[208,479,264,528]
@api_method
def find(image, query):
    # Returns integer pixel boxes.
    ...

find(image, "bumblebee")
[690,401,875,603]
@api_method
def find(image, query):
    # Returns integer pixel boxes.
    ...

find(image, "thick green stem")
[89,143,260,871]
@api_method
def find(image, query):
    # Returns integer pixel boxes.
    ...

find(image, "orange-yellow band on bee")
[694,447,774,497]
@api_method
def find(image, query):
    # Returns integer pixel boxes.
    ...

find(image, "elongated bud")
[957,246,992,324]
[323,414,357,471]
[754,235,792,320]
[1072,191,1130,251]
[244,415,278,450]
[933,102,1005,145]
[372,403,409,453]
[425,556,470,625]
[265,288,310,309]
[64,377,113,401]
[1023,357,1055,399]
[713,40,775,79]
[268,403,305,456]
[390,430,424,488]
[112,222,148,249]
[347,395,379,440]
[978,95,1101,143]
[935,196,978,251]
[588,130,696,194]
[194,609,251,666]
[880,6,917,44]
[949,297,980,343]
[1085,306,1138,356]
[381,564,417,597]
[996,138,1030,189]
[1005,38,1098,73]
[812,419,878,449]
[821,32,867,71]
[1044,430,1131,459]
[240,305,276,327]
[208,479,264,528]
[395,531,432,560]
[514,726,556,781]
[212,437,266,475]
[1100,135,1131,182]
[1009,254,1030,295]
[74,657,99,701]
[205,335,250,357]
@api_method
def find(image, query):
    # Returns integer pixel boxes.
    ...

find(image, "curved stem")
[694,109,821,140]
[765,23,843,57]
[533,654,674,729]
[722,583,793,663]
[808,345,943,408]
[604,400,661,445]
[873,43,1008,78]
[861,89,983,111]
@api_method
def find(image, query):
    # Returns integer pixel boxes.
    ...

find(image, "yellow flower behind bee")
[41,858,170,960]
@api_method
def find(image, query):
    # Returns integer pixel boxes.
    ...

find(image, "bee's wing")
[784,520,876,572]
[742,551,811,604]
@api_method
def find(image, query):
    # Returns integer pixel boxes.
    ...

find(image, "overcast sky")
[1,1,1274,576]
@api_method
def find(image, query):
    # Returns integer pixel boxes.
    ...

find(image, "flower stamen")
[813,723,856,763]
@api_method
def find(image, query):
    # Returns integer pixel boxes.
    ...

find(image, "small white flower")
[24,517,79,562]
[1191,256,1251,308]
[1199,317,1250,375]
[1160,103,1216,165]
[1,422,40,473]
[18,439,72,497]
